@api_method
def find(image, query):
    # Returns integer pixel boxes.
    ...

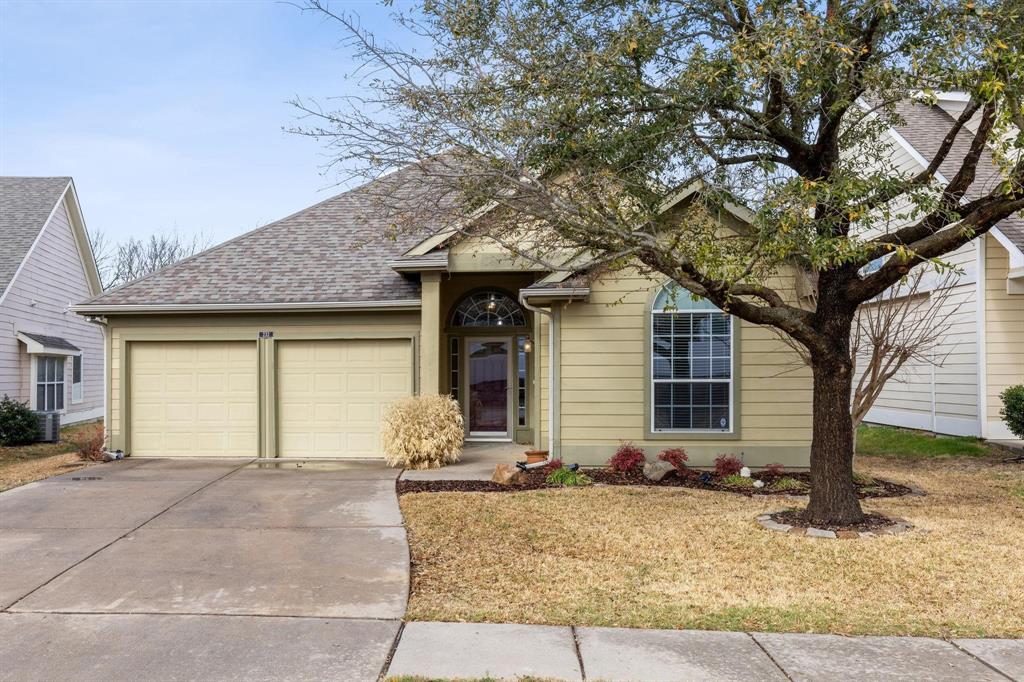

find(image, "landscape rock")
[806,528,837,539]
[491,463,527,485]
[643,461,676,482]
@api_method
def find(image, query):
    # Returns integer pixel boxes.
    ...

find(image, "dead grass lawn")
[0,420,100,491]
[400,456,1024,637]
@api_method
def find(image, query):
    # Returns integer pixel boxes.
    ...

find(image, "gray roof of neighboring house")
[0,177,72,294]
[82,164,456,308]
[18,332,80,352]
[893,100,1024,252]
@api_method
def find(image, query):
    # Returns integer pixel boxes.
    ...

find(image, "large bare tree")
[89,231,209,290]
[292,0,1023,524]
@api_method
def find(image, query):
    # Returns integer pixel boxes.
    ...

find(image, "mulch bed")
[771,509,898,533]
[397,467,913,499]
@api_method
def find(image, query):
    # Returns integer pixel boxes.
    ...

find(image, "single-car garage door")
[130,341,258,457]
[277,339,412,458]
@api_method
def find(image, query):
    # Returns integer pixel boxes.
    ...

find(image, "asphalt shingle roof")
[83,164,455,308]
[18,332,80,352]
[0,177,72,294]
[892,100,1024,252]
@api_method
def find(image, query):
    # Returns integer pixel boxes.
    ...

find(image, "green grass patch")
[857,425,991,460]
[722,473,754,488]
[768,476,808,493]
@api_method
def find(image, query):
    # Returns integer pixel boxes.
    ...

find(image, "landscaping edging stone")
[756,512,913,538]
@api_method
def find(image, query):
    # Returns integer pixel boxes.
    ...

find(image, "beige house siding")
[0,200,104,423]
[553,269,811,467]
[985,238,1024,441]
[105,311,419,455]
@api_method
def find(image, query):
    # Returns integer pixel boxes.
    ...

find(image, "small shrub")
[1000,385,1024,440]
[75,424,106,462]
[608,442,646,472]
[852,471,876,486]
[763,462,785,476]
[714,454,743,477]
[541,458,564,474]
[768,476,808,493]
[381,395,464,470]
[0,395,38,446]
[722,473,754,488]
[545,466,593,486]
[658,447,689,472]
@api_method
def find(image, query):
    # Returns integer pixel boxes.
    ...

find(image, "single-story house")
[72,170,813,466]
[862,95,1023,444]
[1,177,104,425]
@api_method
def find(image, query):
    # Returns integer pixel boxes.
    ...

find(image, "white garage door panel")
[130,341,258,457]
[277,339,412,458]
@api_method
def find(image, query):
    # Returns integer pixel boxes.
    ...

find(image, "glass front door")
[466,337,511,439]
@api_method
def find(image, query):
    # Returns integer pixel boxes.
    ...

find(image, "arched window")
[651,283,734,432]
[451,290,526,327]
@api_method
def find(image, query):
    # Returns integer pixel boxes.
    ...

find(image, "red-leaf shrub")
[714,454,743,477]
[658,447,689,472]
[764,462,785,475]
[608,442,646,472]
[541,458,564,473]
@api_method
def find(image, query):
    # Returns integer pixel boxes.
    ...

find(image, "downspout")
[84,315,109,449]
[519,295,556,461]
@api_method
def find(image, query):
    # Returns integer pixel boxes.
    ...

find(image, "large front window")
[652,284,733,432]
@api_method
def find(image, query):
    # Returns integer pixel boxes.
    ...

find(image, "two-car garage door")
[129,338,411,458]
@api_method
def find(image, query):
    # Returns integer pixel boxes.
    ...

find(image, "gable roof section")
[891,100,1024,255]
[77,165,452,312]
[0,176,74,297]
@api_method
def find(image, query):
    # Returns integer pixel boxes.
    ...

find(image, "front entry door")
[466,337,512,440]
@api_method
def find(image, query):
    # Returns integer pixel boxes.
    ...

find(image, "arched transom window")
[652,283,734,433]
[451,290,526,327]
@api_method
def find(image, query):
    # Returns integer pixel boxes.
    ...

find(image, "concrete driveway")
[0,458,408,681]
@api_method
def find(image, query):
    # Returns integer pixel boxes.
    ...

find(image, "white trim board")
[864,406,980,437]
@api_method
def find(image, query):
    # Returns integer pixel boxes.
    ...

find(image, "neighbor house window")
[35,356,65,412]
[651,284,733,432]
[72,354,83,403]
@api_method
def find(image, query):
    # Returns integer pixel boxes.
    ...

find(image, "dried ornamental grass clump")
[381,394,464,469]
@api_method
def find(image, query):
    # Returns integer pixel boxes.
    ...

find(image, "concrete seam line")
[746,632,795,682]
[947,639,1016,681]
[570,625,587,681]
[2,458,255,611]
[378,620,407,681]
[4,610,403,623]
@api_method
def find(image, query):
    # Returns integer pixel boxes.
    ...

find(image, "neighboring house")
[73,170,813,466]
[1,177,104,425]
[862,95,1024,443]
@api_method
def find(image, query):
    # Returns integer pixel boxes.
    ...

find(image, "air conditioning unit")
[35,411,60,442]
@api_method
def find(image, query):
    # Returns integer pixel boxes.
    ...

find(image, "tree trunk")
[805,350,865,525]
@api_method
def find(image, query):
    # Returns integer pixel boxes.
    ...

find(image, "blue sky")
[1,0,408,246]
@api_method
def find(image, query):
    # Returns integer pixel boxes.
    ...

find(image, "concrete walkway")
[0,458,409,681]
[387,621,1024,681]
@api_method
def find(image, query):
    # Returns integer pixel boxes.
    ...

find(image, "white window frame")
[651,288,735,434]
[32,355,66,413]
[72,353,84,404]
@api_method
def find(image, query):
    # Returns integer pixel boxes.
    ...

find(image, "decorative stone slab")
[757,512,911,539]
[806,527,837,539]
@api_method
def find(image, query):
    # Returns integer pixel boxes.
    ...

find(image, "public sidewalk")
[385,621,1023,681]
